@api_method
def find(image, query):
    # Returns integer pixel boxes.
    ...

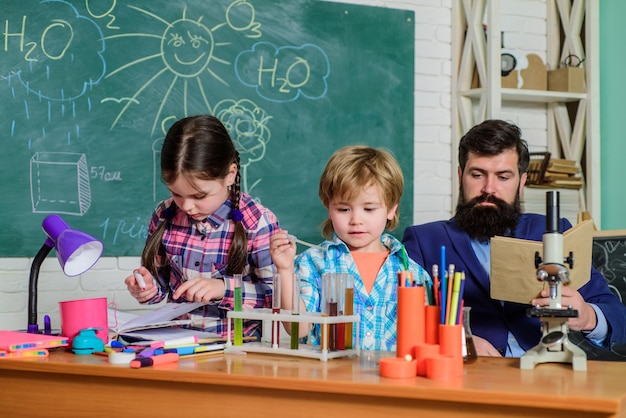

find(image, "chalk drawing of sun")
[103,5,235,133]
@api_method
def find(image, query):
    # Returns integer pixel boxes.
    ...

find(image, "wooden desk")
[1,350,626,418]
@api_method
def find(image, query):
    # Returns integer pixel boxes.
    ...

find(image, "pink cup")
[59,297,108,344]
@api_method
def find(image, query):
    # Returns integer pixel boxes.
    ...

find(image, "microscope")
[520,191,587,371]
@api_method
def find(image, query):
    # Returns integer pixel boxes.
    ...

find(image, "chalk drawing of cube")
[30,152,92,215]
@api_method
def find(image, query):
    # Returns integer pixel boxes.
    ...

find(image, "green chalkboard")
[0,0,414,256]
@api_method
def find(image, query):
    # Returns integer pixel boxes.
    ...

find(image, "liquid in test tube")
[343,274,354,350]
[290,274,300,350]
[233,274,243,346]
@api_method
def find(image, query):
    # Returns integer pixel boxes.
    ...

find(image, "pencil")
[178,350,224,360]
[445,264,455,325]
[440,246,446,324]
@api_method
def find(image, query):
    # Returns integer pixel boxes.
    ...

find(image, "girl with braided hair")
[125,115,280,338]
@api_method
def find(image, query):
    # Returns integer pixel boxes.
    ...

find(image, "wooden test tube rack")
[226,308,360,361]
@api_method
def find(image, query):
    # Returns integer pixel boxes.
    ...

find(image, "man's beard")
[453,189,522,242]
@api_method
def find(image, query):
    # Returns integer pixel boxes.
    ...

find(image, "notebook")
[0,330,68,352]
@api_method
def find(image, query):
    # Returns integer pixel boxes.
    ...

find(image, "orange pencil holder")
[396,285,425,359]
[437,324,463,378]
[426,354,462,381]
[379,356,418,379]
[425,305,440,345]
[414,342,439,377]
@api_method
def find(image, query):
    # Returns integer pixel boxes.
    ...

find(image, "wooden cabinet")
[451,0,599,224]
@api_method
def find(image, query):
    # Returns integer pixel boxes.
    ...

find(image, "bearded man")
[403,119,626,357]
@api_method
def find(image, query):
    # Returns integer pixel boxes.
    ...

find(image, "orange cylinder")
[397,285,425,358]
[425,305,440,344]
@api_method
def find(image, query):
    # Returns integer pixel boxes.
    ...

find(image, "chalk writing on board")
[16,1,106,102]
[30,152,92,216]
[592,236,626,303]
[102,3,265,134]
[213,99,272,196]
[235,42,330,103]
[0,0,415,256]
[103,2,327,200]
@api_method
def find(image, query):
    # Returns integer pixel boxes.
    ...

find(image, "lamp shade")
[28,215,104,333]
[42,215,103,276]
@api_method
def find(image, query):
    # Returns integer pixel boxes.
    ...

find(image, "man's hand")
[473,335,502,357]
[531,286,597,332]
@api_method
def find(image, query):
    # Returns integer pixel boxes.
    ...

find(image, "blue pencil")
[440,245,446,324]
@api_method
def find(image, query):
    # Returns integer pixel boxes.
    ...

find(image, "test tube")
[320,274,332,352]
[233,274,243,346]
[322,273,339,352]
[290,274,300,349]
[335,273,346,350]
[343,274,354,349]
[272,273,281,349]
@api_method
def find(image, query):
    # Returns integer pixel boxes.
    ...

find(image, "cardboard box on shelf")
[501,54,547,90]
[548,67,585,93]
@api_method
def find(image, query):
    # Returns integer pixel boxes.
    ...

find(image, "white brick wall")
[0,0,549,331]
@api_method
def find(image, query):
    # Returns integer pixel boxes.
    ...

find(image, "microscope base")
[520,321,587,371]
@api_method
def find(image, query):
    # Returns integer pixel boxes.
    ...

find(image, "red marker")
[130,353,179,369]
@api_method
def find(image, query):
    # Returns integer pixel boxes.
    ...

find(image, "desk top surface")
[1,350,626,414]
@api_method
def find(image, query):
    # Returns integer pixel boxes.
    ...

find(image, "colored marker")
[156,345,199,356]
[133,270,146,290]
[149,336,198,349]
[130,352,179,368]
[138,347,157,358]
[43,315,52,334]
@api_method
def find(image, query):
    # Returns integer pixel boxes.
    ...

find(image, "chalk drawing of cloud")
[17,0,105,101]
[235,41,329,103]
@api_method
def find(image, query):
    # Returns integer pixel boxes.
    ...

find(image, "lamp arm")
[27,243,54,333]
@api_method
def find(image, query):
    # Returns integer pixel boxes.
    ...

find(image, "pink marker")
[133,270,147,290]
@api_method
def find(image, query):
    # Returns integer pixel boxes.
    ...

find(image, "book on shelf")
[549,158,577,166]
[543,172,571,180]
[549,177,584,189]
[546,161,580,175]
[522,186,580,223]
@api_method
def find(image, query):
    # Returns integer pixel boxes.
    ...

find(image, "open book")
[109,302,220,342]
[490,219,594,304]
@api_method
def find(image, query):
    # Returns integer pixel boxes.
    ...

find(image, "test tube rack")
[225,308,360,361]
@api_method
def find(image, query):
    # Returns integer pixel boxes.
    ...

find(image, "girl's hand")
[172,277,225,303]
[270,229,297,271]
[124,267,158,302]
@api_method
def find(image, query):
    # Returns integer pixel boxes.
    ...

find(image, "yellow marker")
[448,272,462,325]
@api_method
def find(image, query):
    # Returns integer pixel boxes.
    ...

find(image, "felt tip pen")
[155,345,199,356]
[133,270,147,290]
[138,347,157,358]
[150,336,198,349]
[43,315,52,334]
[129,352,179,369]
